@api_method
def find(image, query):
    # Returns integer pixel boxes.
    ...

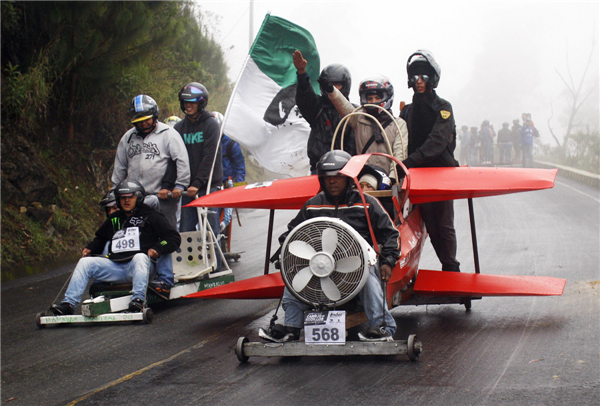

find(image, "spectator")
[497,122,512,164]
[458,125,470,165]
[511,119,522,163]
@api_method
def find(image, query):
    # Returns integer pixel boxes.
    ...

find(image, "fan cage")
[281,218,370,306]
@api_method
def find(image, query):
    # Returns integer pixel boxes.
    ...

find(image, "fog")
[198,1,599,146]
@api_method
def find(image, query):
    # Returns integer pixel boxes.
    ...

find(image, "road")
[2,174,598,406]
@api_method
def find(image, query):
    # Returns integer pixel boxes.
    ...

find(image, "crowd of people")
[457,113,540,168]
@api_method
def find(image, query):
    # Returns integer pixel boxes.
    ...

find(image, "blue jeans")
[103,235,174,287]
[281,265,396,336]
[63,254,154,306]
[180,191,222,272]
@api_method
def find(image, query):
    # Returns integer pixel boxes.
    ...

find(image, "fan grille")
[281,218,369,306]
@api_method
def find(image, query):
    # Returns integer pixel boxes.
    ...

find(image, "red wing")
[186,176,320,210]
[413,269,566,297]
[184,273,284,299]
[405,167,558,204]
[187,161,557,210]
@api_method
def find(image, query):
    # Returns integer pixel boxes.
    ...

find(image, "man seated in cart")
[50,180,181,316]
[268,150,400,341]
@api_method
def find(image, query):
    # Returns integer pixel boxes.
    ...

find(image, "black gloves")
[318,77,334,94]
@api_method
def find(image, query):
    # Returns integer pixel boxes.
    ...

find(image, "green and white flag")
[223,14,320,177]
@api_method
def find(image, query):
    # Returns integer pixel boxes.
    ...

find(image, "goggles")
[409,75,430,85]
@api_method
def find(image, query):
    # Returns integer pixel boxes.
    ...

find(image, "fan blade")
[289,240,316,260]
[321,228,338,255]
[335,256,361,273]
[292,267,313,292]
[321,276,341,301]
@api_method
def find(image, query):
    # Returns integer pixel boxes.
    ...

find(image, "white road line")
[555,180,600,203]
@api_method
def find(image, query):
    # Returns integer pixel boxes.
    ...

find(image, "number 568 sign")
[303,310,346,345]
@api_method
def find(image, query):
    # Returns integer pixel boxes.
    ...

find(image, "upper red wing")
[187,166,557,209]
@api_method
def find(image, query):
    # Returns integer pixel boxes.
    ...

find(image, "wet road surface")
[2,175,598,405]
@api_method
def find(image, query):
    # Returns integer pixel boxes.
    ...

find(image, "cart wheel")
[36,312,46,329]
[463,298,472,311]
[407,334,420,362]
[235,336,249,363]
[143,308,154,324]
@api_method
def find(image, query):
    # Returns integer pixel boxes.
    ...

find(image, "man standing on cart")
[268,150,400,341]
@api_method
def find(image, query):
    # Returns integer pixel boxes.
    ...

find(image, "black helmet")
[319,64,352,99]
[99,190,117,207]
[179,82,209,113]
[129,95,159,124]
[406,49,441,89]
[359,75,394,113]
[316,150,352,177]
[115,180,146,211]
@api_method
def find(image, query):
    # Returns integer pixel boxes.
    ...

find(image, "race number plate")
[111,227,141,253]
[304,310,345,345]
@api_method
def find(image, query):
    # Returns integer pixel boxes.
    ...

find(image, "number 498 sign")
[303,310,346,345]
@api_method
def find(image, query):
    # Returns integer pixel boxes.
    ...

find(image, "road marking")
[555,180,600,203]
[67,321,242,405]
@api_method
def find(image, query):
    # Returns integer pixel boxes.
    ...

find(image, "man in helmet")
[112,95,189,291]
[319,70,408,178]
[50,180,181,316]
[112,95,190,229]
[292,50,356,174]
[400,49,461,273]
[172,83,222,233]
[164,115,182,127]
[267,150,400,342]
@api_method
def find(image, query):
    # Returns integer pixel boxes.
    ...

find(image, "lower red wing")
[184,273,285,299]
[414,269,566,297]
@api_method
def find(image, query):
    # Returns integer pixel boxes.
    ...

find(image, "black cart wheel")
[235,336,249,363]
[143,308,154,324]
[36,312,46,329]
[407,334,420,362]
[463,298,472,311]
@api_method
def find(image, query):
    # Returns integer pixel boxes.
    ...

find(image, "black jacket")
[296,72,356,171]
[171,110,223,190]
[400,91,458,169]
[279,188,400,268]
[86,204,181,262]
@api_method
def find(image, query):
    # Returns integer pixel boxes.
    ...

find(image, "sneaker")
[128,299,144,313]
[148,281,171,300]
[365,326,393,340]
[50,302,75,316]
[270,324,301,341]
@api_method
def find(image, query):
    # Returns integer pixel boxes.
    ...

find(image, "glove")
[318,77,334,94]
[220,221,226,233]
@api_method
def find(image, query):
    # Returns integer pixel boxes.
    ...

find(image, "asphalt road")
[2,174,598,406]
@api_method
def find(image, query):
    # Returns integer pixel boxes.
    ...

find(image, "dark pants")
[419,200,461,272]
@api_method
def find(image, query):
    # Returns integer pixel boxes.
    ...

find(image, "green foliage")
[539,129,600,174]
[1,1,235,280]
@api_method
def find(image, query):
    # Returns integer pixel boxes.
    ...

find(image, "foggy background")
[197,0,599,147]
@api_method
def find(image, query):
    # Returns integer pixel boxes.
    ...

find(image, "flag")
[223,14,320,177]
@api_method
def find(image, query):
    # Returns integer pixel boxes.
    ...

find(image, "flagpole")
[204,13,271,197]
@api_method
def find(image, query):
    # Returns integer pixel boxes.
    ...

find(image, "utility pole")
[249,0,254,50]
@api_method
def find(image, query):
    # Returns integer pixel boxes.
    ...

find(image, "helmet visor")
[131,115,153,124]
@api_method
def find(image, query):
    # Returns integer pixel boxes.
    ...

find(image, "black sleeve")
[86,218,116,254]
[367,195,400,268]
[295,72,321,126]
[161,160,177,190]
[151,212,181,256]
[403,101,456,169]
